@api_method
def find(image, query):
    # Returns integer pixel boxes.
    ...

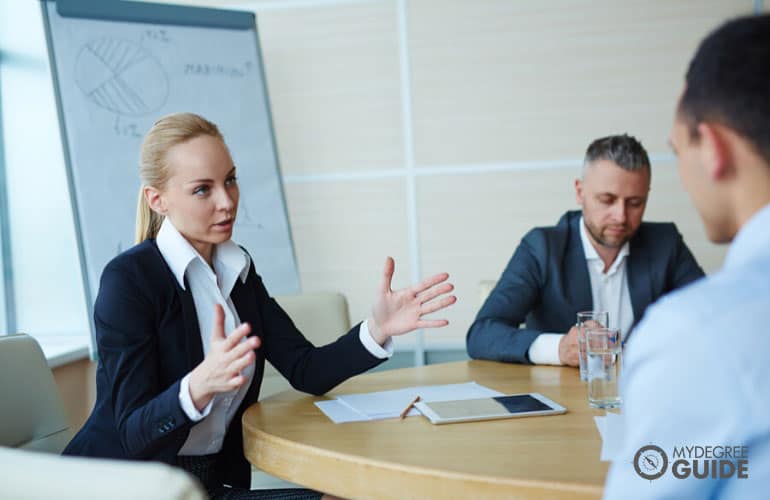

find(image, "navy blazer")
[63,240,383,487]
[466,210,704,364]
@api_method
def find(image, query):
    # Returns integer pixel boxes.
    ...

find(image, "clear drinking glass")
[576,311,609,382]
[585,327,622,409]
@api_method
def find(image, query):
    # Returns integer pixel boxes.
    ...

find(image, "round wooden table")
[243,360,609,499]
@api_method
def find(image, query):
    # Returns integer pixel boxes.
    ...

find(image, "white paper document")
[315,382,503,423]
[594,411,624,461]
[315,399,368,422]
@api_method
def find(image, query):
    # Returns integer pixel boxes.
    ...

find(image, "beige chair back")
[0,446,206,500]
[478,280,497,307]
[261,292,351,398]
[0,334,71,453]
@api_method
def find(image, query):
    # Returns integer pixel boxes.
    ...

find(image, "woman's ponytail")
[134,187,164,244]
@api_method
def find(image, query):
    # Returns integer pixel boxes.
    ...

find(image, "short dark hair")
[584,134,650,174]
[678,14,770,164]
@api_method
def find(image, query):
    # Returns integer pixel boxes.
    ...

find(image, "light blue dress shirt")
[604,202,770,499]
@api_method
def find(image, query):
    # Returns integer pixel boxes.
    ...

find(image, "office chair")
[0,333,71,453]
[0,446,206,500]
[478,280,497,307]
[260,291,352,398]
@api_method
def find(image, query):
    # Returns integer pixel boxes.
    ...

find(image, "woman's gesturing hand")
[188,304,260,411]
[367,257,457,346]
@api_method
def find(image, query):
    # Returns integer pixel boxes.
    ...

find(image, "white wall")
[1,0,757,354]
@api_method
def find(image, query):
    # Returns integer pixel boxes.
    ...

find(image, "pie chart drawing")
[75,37,168,116]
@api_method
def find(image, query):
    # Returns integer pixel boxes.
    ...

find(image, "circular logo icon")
[634,445,668,480]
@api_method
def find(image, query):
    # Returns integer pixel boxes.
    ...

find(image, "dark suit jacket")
[466,210,704,364]
[63,240,383,488]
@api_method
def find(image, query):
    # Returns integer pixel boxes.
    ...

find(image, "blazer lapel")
[230,275,261,338]
[230,270,264,405]
[177,278,205,369]
[564,213,593,313]
[627,237,653,325]
[151,239,204,370]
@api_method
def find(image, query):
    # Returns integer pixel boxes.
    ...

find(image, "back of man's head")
[678,14,770,165]
[583,134,650,176]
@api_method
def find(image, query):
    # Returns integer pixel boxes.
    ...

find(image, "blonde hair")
[135,112,224,243]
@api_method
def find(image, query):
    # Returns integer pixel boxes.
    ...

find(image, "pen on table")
[399,395,421,419]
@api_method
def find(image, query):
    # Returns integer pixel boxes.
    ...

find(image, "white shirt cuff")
[527,333,564,365]
[359,319,393,359]
[179,373,214,422]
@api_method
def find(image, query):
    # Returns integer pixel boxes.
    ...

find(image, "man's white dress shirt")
[528,217,634,365]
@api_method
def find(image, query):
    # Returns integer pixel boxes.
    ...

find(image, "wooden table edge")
[243,414,604,499]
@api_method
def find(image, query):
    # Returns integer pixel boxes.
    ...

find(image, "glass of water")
[576,311,609,382]
[585,327,622,409]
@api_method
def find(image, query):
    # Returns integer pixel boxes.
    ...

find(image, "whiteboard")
[42,0,300,345]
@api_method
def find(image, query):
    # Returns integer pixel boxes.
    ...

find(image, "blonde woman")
[64,113,456,499]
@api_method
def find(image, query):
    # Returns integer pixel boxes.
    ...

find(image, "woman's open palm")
[368,257,456,344]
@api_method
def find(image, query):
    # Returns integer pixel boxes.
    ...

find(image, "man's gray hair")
[583,134,651,177]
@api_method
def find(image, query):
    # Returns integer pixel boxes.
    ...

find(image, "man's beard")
[584,220,632,249]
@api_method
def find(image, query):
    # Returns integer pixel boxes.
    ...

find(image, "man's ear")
[697,122,732,181]
[575,178,584,206]
[144,186,167,215]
